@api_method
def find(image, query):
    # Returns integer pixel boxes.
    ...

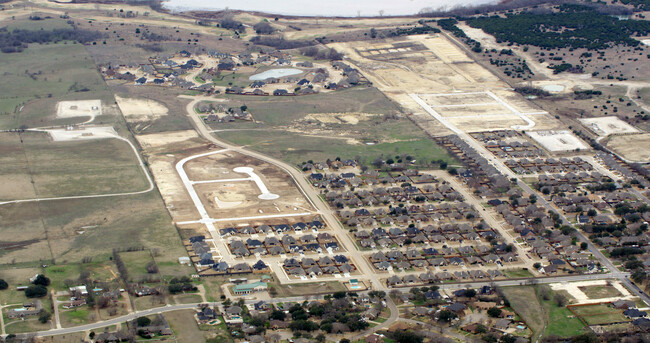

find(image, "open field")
[120,250,156,282]
[606,133,650,162]
[503,285,585,339]
[502,286,545,336]
[203,87,456,167]
[216,129,455,170]
[0,42,114,129]
[0,191,189,267]
[164,310,206,343]
[0,131,148,200]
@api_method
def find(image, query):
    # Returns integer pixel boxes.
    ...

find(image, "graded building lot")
[56,99,102,121]
[605,133,650,162]
[526,130,590,152]
[329,35,559,137]
[549,280,633,305]
[115,96,169,122]
[579,116,641,136]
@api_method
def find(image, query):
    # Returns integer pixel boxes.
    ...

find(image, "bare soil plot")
[56,99,102,121]
[115,96,169,122]
[580,117,640,136]
[606,133,650,162]
[435,103,512,117]
[420,93,496,107]
[136,130,201,152]
[447,115,529,132]
[187,153,312,219]
[578,285,623,299]
[527,130,590,152]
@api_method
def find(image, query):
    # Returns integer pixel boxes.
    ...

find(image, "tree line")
[465,4,650,50]
[0,27,103,53]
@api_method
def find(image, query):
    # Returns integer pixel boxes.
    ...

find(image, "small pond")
[542,84,565,92]
[249,68,303,81]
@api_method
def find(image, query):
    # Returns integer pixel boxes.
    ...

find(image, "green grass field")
[571,304,630,325]
[211,87,456,167]
[120,250,155,282]
[503,285,585,340]
[503,268,534,279]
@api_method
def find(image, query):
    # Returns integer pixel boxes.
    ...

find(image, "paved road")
[18,272,624,338]
[179,95,385,291]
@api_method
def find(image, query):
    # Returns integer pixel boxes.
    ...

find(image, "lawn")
[571,304,630,325]
[59,308,94,328]
[173,293,203,304]
[578,285,622,299]
[541,299,585,337]
[134,296,166,311]
[503,268,534,279]
[119,250,156,282]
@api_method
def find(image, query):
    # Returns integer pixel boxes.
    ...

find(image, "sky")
[162,0,498,17]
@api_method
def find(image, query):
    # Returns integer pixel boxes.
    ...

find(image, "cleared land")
[527,130,590,152]
[606,133,650,162]
[579,117,640,136]
[329,35,562,137]
[115,96,169,122]
[56,99,102,121]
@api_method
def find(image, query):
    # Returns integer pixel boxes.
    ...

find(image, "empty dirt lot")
[606,133,650,162]
[136,130,313,224]
[330,34,561,136]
